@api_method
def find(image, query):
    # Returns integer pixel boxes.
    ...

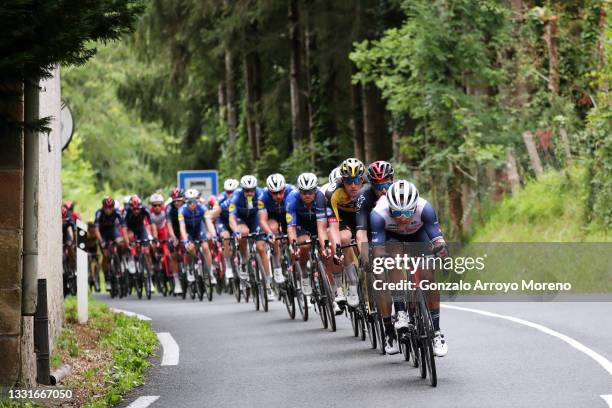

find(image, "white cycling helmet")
[149,193,164,204]
[224,178,239,192]
[297,172,318,191]
[123,195,131,206]
[185,188,200,200]
[240,175,257,189]
[387,180,419,212]
[266,173,286,193]
[114,200,120,210]
[328,167,342,185]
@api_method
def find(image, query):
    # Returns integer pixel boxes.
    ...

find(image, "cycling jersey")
[325,179,367,231]
[62,217,75,244]
[124,206,152,241]
[285,189,328,236]
[229,187,264,238]
[355,186,380,231]
[370,196,443,245]
[150,206,168,240]
[94,208,125,241]
[178,202,209,241]
[259,184,295,231]
[165,204,181,236]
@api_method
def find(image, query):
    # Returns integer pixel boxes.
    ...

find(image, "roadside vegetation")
[51,297,157,407]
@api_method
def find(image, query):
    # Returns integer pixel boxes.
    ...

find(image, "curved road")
[96,294,612,408]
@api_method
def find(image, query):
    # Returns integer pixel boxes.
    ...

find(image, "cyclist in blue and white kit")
[208,179,239,281]
[178,189,217,285]
[370,180,449,357]
[258,173,295,285]
[228,175,274,300]
[286,173,332,304]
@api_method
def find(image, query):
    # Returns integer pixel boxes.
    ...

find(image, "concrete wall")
[0,67,63,387]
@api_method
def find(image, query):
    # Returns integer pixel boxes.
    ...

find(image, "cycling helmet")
[223,179,239,192]
[387,180,419,212]
[130,195,141,209]
[297,173,318,191]
[340,158,365,178]
[185,188,200,200]
[114,200,120,210]
[123,195,131,206]
[266,173,286,193]
[367,161,394,183]
[170,187,184,201]
[240,175,257,189]
[150,193,164,204]
[61,206,68,218]
[102,196,115,208]
[328,167,342,185]
[63,200,74,211]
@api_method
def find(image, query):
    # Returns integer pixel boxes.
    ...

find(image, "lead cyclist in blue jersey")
[258,173,295,285]
[178,189,217,285]
[370,180,449,357]
[228,175,274,300]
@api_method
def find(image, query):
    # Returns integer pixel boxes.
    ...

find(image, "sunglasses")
[342,176,362,185]
[152,204,162,208]
[373,182,392,191]
[187,199,198,205]
[390,209,415,218]
[300,189,317,196]
[244,188,256,194]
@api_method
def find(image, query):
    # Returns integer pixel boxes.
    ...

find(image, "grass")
[449,166,612,294]
[471,166,610,242]
[50,297,157,407]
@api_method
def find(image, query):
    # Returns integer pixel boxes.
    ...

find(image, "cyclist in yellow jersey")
[325,158,365,310]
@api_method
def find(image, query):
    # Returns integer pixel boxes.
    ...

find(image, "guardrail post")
[76,219,88,324]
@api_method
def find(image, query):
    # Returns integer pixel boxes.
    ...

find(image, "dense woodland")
[60,0,610,239]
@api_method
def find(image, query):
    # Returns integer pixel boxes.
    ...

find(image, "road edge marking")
[156,332,179,366]
[126,395,160,408]
[442,304,612,376]
[110,307,152,321]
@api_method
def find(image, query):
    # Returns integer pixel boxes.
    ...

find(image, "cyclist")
[149,193,171,282]
[258,173,295,284]
[166,187,185,294]
[228,175,274,300]
[325,158,365,309]
[320,167,341,196]
[62,206,76,273]
[94,196,129,289]
[178,189,217,285]
[124,195,154,276]
[286,173,332,303]
[370,180,449,357]
[354,161,396,353]
[208,179,239,283]
[63,200,81,223]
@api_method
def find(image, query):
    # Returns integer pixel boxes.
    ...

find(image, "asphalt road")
[96,293,612,408]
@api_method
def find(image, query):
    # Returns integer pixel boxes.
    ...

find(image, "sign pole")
[76,219,88,323]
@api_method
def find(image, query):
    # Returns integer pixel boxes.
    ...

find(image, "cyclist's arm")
[421,203,447,256]
[315,192,329,249]
[228,201,239,233]
[178,210,188,242]
[150,223,159,240]
[208,205,222,221]
[258,209,272,235]
[369,211,387,247]
[204,211,217,239]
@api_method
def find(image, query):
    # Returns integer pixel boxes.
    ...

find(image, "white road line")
[157,332,180,366]
[126,395,160,408]
[442,304,612,377]
[110,308,152,321]
[601,395,612,407]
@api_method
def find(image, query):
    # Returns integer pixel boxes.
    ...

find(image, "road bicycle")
[152,239,173,297]
[246,233,267,312]
[266,235,296,319]
[132,240,153,300]
[62,243,77,297]
[210,237,226,295]
[105,241,127,298]
[224,237,247,303]
[295,237,335,331]
[87,251,101,293]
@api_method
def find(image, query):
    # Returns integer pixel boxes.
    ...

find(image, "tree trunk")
[225,48,238,146]
[351,66,365,161]
[505,148,521,195]
[245,50,263,162]
[305,21,317,167]
[362,83,388,163]
[543,15,560,96]
[218,79,226,126]
[289,0,308,148]
[447,165,463,240]
[522,131,543,178]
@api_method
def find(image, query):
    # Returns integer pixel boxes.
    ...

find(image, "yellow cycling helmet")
[340,158,365,178]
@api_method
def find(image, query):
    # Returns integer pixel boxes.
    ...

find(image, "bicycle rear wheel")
[195,260,205,301]
[367,313,377,349]
[204,262,213,302]
[256,255,268,312]
[142,257,152,300]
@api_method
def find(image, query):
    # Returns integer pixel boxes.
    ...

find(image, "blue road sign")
[177,170,219,197]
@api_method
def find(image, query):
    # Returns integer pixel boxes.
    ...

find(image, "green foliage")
[62,42,181,199]
[351,0,509,178]
[0,0,144,133]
